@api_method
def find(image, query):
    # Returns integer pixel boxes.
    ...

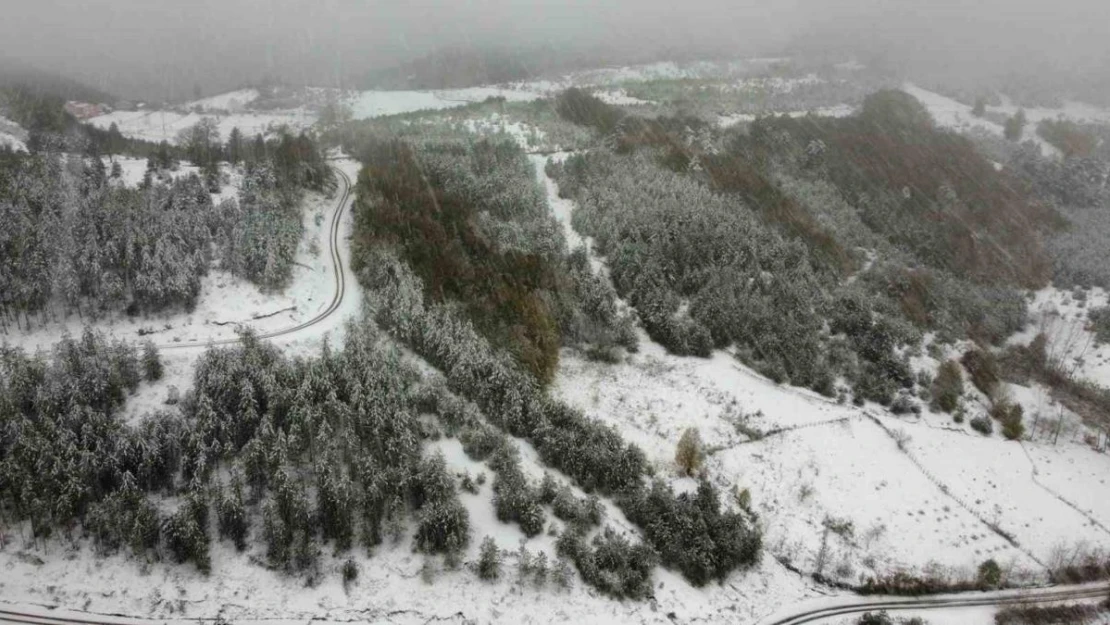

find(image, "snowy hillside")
[185,88,260,112]
[5,56,1110,625]
[0,114,27,151]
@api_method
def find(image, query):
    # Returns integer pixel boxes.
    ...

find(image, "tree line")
[0,128,333,328]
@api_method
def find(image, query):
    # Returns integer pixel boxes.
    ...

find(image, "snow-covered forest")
[0,125,332,330]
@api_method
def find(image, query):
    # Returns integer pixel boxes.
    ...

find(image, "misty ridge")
[0,0,1108,104]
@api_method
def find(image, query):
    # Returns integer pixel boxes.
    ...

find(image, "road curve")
[759,582,1110,625]
[157,164,353,352]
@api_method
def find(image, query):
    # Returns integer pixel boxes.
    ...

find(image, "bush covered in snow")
[555,527,657,599]
[930,360,964,413]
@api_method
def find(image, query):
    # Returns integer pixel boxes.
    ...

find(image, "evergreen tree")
[1004,109,1027,141]
[477,536,502,580]
[227,127,244,165]
[141,339,163,381]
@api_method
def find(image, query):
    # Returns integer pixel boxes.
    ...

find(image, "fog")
[0,0,1108,101]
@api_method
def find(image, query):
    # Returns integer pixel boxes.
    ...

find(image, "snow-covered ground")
[592,89,653,106]
[87,109,316,143]
[717,104,857,127]
[348,86,542,120]
[185,88,260,112]
[0,510,814,625]
[0,114,27,151]
[903,83,1065,158]
[1012,287,1110,386]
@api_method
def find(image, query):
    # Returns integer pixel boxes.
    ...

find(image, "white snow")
[347,87,542,120]
[0,114,27,152]
[717,104,856,128]
[1012,287,1110,387]
[994,94,1110,126]
[87,109,316,144]
[592,90,653,106]
[184,88,260,112]
[902,83,1063,158]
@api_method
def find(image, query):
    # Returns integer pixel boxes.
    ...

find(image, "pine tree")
[216,478,250,551]
[142,339,163,381]
[477,536,501,580]
[227,127,244,165]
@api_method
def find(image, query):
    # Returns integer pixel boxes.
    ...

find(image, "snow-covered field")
[87,108,316,143]
[348,86,543,119]
[904,83,1065,158]
[185,88,260,112]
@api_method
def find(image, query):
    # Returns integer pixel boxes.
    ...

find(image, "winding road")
[158,164,354,351]
[758,582,1110,625]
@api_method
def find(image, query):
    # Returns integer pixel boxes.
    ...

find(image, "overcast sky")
[1,0,1108,100]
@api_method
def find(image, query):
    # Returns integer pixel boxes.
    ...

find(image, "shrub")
[961,349,1000,397]
[931,360,964,413]
[551,486,604,530]
[1090,307,1110,345]
[1004,109,1027,141]
[675,427,705,476]
[622,479,761,587]
[1038,119,1098,158]
[995,604,1102,625]
[556,528,657,599]
[970,415,994,436]
[555,88,624,135]
[977,558,1002,589]
[490,444,546,537]
[990,402,1025,441]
